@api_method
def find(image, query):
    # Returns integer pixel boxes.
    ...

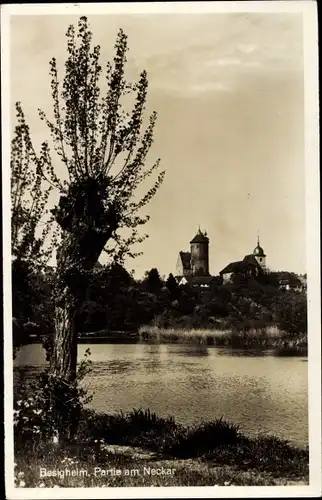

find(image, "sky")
[9,11,306,278]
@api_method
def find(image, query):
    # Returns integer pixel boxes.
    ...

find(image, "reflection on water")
[216,348,268,357]
[175,345,209,357]
[14,342,308,447]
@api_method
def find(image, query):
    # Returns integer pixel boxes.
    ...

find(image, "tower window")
[259,258,262,262]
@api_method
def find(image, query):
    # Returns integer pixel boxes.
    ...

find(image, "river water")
[14,342,308,447]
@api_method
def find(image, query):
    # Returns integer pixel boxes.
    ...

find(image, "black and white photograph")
[2,1,321,498]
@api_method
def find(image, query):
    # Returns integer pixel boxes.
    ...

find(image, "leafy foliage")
[77,263,136,333]
[11,104,58,355]
[11,103,56,265]
[166,273,180,299]
[34,17,164,265]
[14,349,92,449]
[12,263,54,357]
[142,268,163,294]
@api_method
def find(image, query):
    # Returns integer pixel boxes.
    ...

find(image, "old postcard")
[2,1,321,498]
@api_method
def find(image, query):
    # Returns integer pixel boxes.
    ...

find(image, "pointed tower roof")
[190,227,209,244]
[253,233,266,257]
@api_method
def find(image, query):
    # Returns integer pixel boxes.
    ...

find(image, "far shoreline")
[19,325,308,358]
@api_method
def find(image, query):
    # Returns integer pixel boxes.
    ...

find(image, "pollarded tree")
[23,17,164,391]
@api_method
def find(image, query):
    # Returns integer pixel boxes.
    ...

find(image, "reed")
[138,325,307,350]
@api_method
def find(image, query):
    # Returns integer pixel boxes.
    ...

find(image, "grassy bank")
[14,446,307,488]
[15,409,309,487]
[138,325,307,353]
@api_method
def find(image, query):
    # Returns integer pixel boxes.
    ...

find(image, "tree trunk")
[49,182,120,440]
[51,230,112,379]
[49,232,90,442]
[52,286,78,382]
[51,233,84,382]
[51,281,81,442]
[49,227,115,441]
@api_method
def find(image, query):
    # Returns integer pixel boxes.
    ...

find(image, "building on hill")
[278,279,301,291]
[190,229,210,276]
[176,251,191,278]
[175,230,304,291]
[298,274,307,291]
[175,230,268,289]
[219,237,267,284]
[273,271,306,292]
[177,275,216,289]
[176,228,214,288]
[252,237,267,270]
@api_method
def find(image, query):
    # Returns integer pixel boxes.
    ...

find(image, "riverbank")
[26,326,307,353]
[138,325,307,353]
[14,446,308,488]
[15,409,309,487]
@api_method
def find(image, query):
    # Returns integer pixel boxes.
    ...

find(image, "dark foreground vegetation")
[14,407,308,487]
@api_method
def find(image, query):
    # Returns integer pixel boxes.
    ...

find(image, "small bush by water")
[77,408,180,452]
[164,418,240,458]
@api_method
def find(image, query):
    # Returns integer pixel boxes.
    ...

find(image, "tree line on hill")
[13,263,307,357]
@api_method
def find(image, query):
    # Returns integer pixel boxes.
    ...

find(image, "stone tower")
[190,228,209,276]
[253,235,266,270]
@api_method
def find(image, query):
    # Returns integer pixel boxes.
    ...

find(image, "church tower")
[190,228,209,276]
[253,235,266,270]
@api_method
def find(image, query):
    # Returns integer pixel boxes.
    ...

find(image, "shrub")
[14,349,92,453]
[166,417,240,458]
[76,408,183,452]
[205,435,309,478]
[124,409,180,451]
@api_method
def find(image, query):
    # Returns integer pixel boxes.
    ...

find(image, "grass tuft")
[165,418,240,458]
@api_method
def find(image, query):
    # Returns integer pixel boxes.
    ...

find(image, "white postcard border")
[2,2,320,498]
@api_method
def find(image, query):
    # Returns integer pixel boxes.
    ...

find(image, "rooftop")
[190,228,209,244]
[178,275,215,287]
[220,255,262,275]
[179,251,191,270]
